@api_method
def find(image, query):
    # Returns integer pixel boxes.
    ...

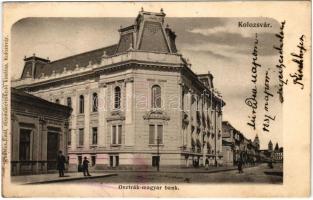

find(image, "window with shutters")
[92,127,98,145]
[19,129,31,160]
[111,125,122,145]
[92,93,98,112]
[79,95,84,113]
[68,129,71,145]
[78,128,84,146]
[149,124,163,144]
[67,97,72,108]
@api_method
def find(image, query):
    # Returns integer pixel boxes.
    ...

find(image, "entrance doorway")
[109,155,119,168]
[47,132,59,170]
[152,156,160,167]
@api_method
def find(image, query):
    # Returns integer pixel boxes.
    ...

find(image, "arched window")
[55,99,60,104]
[92,93,98,112]
[114,86,121,109]
[151,85,161,108]
[79,95,84,113]
[67,97,72,108]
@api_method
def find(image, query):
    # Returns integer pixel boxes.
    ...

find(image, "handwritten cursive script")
[290,35,306,89]
[273,20,288,103]
[263,70,276,132]
[245,33,261,130]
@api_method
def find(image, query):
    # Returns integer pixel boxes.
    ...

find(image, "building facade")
[12,9,225,170]
[222,121,260,166]
[11,88,71,175]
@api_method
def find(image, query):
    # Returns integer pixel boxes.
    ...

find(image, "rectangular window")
[110,156,113,167]
[79,95,84,114]
[78,155,82,165]
[157,125,163,144]
[68,129,71,145]
[116,156,119,167]
[112,125,122,145]
[78,128,84,146]
[149,125,155,144]
[91,155,96,166]
[112,126,117,144]
[92,127,98,145]
[118,125,122,144]
[19,129,31,160]
[67,97,72,108]
[149,124,163,144]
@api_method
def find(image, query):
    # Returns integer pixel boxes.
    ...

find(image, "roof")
[23,44,117,79]
[11,88,72,115]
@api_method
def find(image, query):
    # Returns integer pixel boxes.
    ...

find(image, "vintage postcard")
[2,1,311,197]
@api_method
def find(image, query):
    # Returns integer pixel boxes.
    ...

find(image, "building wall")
[222,145,233,166]
[11,93,69,175]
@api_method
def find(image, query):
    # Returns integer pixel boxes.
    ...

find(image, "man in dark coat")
[57,151,66,177]
[238,159,243,174]
[82,157,91,176]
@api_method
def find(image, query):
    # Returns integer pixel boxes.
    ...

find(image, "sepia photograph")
[2,2,310,197]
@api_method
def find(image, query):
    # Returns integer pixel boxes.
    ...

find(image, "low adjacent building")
[11,88,72,175]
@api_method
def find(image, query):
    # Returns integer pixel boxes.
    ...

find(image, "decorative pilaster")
[98,82,107,147]
[84,91,90,149]
[71,90,77,150]
[125,77,135,146]
[186,89,193,150]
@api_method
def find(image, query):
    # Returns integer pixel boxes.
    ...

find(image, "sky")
[11,15,283,149]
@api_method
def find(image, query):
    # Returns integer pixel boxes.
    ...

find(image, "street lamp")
[156,136,160,172]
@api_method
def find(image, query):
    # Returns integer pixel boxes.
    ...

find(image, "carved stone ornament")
[107,110,125,121]
[143,109,170,121]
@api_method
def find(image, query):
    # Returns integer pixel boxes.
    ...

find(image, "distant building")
[273,143,283,162]
[268,140,273,151]
[222,121,260,166]
[11,88,72,175]
[12,9,225,170]
[260,141,283,163]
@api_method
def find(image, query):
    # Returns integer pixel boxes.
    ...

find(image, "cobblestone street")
[53,163,282,184]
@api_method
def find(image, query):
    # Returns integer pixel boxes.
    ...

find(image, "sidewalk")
[11,164,262,184]
[95,164,262,173]
[11,172,117,185]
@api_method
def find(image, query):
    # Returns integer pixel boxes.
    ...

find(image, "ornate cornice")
[143,109,170,121]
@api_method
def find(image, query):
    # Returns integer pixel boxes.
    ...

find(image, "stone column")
[179,83,185,148]
[186,89,192,150]
[84,92,90,149]
[98,82,107,147]
[68,91,77,171]
[41,119,48,173]
[125,78,135,146]
[71,91,77,150]
[31,120,40,174]
[36,117,45,173]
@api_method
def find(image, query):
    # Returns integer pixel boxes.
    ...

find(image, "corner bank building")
[13,10,225,170]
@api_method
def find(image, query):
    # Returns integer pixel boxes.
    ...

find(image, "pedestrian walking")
[205,157,209,169]
[57,150,66,177]
[82,157,91,176]
[238,159,243,174]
